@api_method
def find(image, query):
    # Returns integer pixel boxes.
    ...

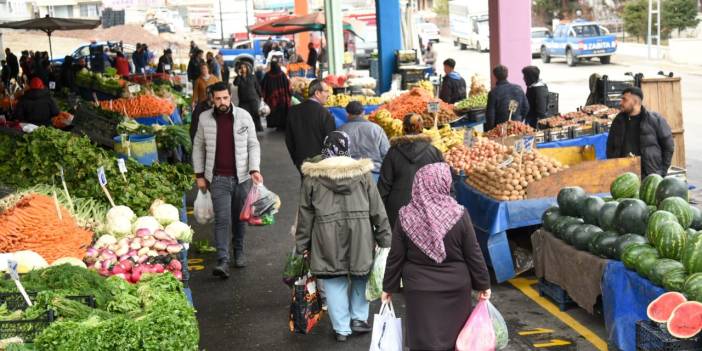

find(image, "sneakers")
[351,320,372,334]
[334,333,348,342]
[212,260,230,279]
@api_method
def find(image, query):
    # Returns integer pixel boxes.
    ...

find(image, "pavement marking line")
[186,210,193,215]
[188,258,204,264]
[188,265,205,271]
[533,339,572,348]
[518,328,554,336]
[509,278,608,351]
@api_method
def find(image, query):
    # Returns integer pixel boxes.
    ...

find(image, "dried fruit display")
[484,120,535,139]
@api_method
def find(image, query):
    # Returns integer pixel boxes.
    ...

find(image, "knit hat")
[29,77,45,90]
[321,131,351,159]
[623,86,644,100]
[345,101,364,116]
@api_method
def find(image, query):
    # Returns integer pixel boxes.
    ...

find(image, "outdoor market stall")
[528,168,702,350]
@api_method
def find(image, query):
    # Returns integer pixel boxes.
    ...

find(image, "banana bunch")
[439,125,465,149]
[325,94,352,107]
[416,80,434,95]
[423,127,448,153]
[373,109,403,138]
[326,94,387,107]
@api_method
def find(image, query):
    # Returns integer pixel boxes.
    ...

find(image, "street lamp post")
[219,0,224,47]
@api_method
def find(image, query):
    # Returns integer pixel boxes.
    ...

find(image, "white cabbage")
[133,216,163,235]
[151,203,181,226]
[165,221,193,243]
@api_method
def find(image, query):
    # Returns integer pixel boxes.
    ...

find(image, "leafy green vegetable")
[0,127,193,214]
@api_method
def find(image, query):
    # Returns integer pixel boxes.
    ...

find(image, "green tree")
[663,0,700,37]
[434,0,449,16]
[622,0,649,41]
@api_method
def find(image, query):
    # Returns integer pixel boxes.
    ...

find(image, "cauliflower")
[106,205,136,224]
[106,217,133,238]
[151,202,181,226]
[165,221,194,243]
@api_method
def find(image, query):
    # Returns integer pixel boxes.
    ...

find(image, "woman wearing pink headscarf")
[382,162,491,351]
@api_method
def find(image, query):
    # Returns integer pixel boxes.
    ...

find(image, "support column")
[324,0,344,75]
[294,0,309,61]
[488,0,532,90]
[375,0,402,93]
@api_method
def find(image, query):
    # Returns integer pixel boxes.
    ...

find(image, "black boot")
[213,259,230,278]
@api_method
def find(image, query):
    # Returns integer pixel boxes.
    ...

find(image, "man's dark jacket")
[606,107,674,177]
[6,52,19,78]
[285,99,336,171]
[485,80,529,131]
[13,89,59,126]
[439,73,466,104]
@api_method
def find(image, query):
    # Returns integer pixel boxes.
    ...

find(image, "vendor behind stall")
[606,86,674,177]
[485,64,529,131]
[439,59,466,104]
[13,77,59,126]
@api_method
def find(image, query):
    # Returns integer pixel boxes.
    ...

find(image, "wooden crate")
[526,157,641,199]
[640,77,685,168]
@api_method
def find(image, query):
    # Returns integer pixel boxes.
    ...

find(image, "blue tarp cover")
[328,105,381,128]
[602,261,665,351]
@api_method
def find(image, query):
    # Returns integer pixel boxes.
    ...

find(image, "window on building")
[80,4,98,17]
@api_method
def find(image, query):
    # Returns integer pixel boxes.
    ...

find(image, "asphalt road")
[430,38,702,185]
[188,130,606,351]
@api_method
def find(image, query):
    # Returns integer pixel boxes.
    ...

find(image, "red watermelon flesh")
[647,292,688,323]
[667,301,702,339]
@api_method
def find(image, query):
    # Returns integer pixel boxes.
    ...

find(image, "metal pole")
[647,0,652,59]
[218,0,224,47]
[244,0,250,40]
[656,0,661,59]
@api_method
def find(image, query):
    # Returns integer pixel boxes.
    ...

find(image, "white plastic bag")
[366,247,390,301]
[487,301,509,350]
[259,99,271,117]
[193,190,214,225]
[369,302,403,351]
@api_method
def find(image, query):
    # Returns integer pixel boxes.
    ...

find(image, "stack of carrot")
[98,94,175,118]
[0,194,93,263]
[369,87,454,120]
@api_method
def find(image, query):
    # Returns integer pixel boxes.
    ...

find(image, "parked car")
[51,41,136,65]
[541,19,617,66]
[218,38,290,68]
[531,27,551,57]
[418,22,440,44]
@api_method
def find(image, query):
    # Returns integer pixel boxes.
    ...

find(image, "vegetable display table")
[602,261,665,351]
[328,105,381,128]
[453,176,557,282]
[532,229,607,314]
[537,133,609,160]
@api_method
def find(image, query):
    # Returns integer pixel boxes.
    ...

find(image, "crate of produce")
[549,128,570,142]
[0,309,55,343]
[546,92,559,117]
[71,103,121,148]
[537,278,575,311]
[0,292,96,311]
[569,125,595,139]
[636,320,702,351]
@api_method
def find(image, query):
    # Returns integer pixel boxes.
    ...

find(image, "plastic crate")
[0,310,55,343]
[0,292,96,311]
[537,278,575,311]
[636,320,702,351]
[546,92,559,117]
[71,103,120,148]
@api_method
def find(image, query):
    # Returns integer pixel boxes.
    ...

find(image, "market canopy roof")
[269,12,360,37]
[247,16,310,35]
[0,15,101,58]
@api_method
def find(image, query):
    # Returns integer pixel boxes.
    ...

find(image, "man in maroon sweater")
[192,82,262,278]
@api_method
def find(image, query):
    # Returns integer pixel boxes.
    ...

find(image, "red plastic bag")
[239,185,259,221]
[455,300,496,351]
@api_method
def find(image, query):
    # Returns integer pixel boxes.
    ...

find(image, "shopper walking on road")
[187,49,204,83]
[485,64,529,131]
[377,113,443,227]
[192,63,220,108]
[261,60,291,130]
[439,58,466,104]
[382,162,491,351]
[192,82,262,277]
[522,65,549,129]
[234,62,263,132]
[606,86,674,177]
[307,42,318,76]
[4,49,19,85]
[339,101,389,182]
[285,79,336,172]
[296,131,392,342]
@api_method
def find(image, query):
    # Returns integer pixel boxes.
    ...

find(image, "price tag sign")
[498,156,514,169]
[164,64,171,70]
[128,84,141,94]
[427,101,440,113]
[49,81,56,90]
[523,135,535,152]
[514,139,524,153]
[97,166,108,186]
[7,259,19,281]
[117,158,127,174]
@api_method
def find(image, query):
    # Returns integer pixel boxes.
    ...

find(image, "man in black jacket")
[187,49,204,82]
[285,79,336,172]
[485,64,529,131]
[4,48,19,84]
[607,87,674,177]
[439,58,466,104]
[522,65,549,129]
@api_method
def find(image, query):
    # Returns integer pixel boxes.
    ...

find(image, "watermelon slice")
[667,301,702,339]
[647,292,688,323]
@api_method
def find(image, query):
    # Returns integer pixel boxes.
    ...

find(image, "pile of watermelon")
[542,172,702,300]
[647,292,702,339]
